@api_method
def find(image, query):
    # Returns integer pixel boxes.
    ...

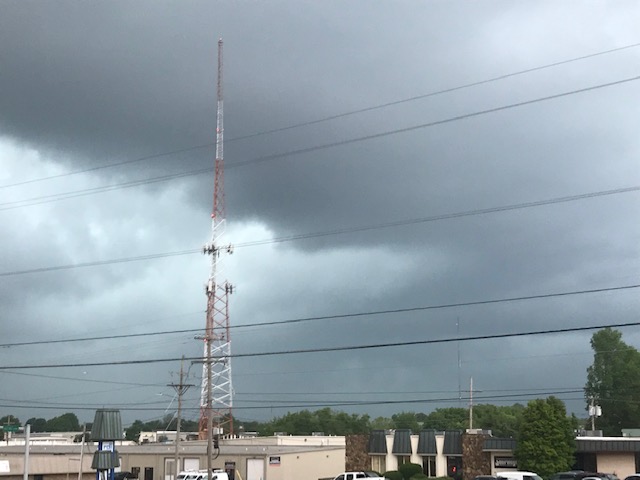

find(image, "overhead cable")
[2,75,639,211]
[1,283,638,349]
[1,183,638,278]
[3,41,639,189]
[1,316,640,369]
[0,389,587,411]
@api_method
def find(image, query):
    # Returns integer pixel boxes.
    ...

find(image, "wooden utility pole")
[169,357,193,479]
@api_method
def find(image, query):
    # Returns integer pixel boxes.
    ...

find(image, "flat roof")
[0,442,343,456]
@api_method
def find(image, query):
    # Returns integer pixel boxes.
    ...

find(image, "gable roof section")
[368,430,387,454]
[484,438,516,451]
[443,430,462,455]
[392,429,412,454]
[417,430,437,455]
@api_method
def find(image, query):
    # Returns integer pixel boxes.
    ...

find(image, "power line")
[1,317,640,370]
[1,183,638,278]
[0,144,215,190]
[0,370,165,387]
[1,283,637,349]
[2,75,639,212]
[230,75,640,170]
[0,389,586,412]
[3,41,639,190]
[0,167,213,210]
[226,42,640,142]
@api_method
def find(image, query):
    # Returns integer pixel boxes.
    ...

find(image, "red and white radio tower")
[199,38,234,441]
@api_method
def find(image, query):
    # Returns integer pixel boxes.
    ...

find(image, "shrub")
[384,471,403,480]
[398,463,423,480]
[409,474,429,480]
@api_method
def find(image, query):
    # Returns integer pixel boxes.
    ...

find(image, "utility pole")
[77,424,85,480]
[23,423,30,480]
[169,357,193,479]
[457,317,461,407]
[589,396,602,431]
[469,377,474,430]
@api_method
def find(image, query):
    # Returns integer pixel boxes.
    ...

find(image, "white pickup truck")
[333,472,386,480]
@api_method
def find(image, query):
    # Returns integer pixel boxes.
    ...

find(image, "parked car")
[624,475,640,480]
[600,474,620,480]
[550,471,587,480]
[497,471,543,480]
[115,473,138,480]
[474,476,497,480]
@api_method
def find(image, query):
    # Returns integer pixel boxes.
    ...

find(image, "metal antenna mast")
[199,37,234,442]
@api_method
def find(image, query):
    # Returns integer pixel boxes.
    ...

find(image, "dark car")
[550,471,585,480]
[474,476,497,480]
[115,473,138,480]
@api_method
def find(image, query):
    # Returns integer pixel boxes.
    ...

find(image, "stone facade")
[345,434,370,472]
[461,433,491,480]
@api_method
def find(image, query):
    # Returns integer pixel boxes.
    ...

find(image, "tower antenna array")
[199,37,234,441]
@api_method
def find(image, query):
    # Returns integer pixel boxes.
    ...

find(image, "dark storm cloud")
[1,0,639,424]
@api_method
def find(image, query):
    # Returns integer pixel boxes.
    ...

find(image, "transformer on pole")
[199,37,234,441]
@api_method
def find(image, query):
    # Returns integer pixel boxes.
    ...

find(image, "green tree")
[585,328,640,435]
[515,397,575,478]
[0,415,21,426]
[370,416,393,430]
[45,413,80,432]
[421,408,467,430]
[125,420,146,442]
[26,418,47,433]
[473,404,524,438]
[391,412,420,432]
[260,409,370,436]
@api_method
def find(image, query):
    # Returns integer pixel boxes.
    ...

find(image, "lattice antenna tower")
[199,37,234,440]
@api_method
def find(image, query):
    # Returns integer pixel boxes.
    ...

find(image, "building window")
[422,456,436,477]
[131,468,140,478]
[371,456,386,474]
[397,456,411,466]
[447,457,462,478]
[145,467,154,480]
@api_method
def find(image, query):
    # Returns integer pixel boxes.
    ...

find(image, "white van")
[177,470,229,480]
[498,472,543,480]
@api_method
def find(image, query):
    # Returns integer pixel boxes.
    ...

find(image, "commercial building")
[356,430,640,480]
[0,435,345,480]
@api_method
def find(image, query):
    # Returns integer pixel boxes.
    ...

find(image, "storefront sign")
[494,457,517,468]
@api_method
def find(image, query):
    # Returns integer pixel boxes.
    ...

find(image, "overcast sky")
[1,1,639,429]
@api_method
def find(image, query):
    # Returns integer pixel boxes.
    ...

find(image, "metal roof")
[417,430,437,455]
[484,438,517,451]
[91,409,123,441]
[443,430,462,455]
[368,430,387,454]
[92,450,120,470]
[576,438,640,452]
[392,429,412,455]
